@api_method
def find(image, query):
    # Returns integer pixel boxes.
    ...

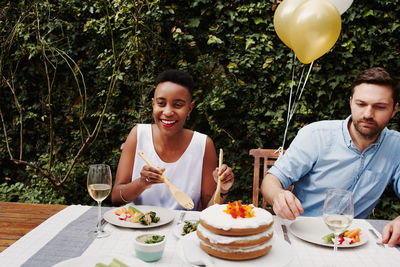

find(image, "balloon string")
[288,61,314,122]
[285,52,296,136]
[280,52,296,157]
[295,66,306,101]
[278,60,314,157]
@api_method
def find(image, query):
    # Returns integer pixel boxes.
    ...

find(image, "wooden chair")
[249,148,285,209]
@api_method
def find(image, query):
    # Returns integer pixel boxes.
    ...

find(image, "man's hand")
[272,190,304,220]
[261,173,303,220]
[382,216,400,247]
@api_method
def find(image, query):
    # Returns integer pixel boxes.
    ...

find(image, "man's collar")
[342,116,353,147]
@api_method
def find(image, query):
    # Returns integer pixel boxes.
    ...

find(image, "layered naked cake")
[197,201,274,260]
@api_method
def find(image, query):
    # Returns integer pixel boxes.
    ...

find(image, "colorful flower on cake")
[223,200,255,218]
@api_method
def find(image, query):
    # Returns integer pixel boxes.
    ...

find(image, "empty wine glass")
[87,164,112,238]
[323,189,354,256]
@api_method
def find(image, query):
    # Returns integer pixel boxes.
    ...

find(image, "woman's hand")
[213,164,234,193]
[140,165,165,186]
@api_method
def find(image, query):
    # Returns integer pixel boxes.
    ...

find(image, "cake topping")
[200,203,273,230]
[223,201,255,218]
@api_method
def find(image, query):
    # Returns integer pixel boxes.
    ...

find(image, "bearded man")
[261,67,400,246]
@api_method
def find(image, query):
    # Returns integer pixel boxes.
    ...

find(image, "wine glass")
[323,189,354,256]
[87,164,112,238]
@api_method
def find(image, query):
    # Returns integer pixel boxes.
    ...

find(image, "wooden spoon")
[137,150,194,210]
[214,148,223,204]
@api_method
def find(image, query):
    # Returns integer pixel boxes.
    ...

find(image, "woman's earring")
[186,114,190,121]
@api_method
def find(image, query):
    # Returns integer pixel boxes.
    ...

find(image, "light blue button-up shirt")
[269,116,400,218]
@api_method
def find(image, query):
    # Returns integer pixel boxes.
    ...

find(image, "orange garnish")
[114,209,123,216]
[223,200,255,218]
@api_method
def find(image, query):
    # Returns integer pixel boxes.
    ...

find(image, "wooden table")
[0,201,67,252]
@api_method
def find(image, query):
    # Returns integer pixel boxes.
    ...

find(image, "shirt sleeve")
[268,124,319,189]
[392,164,400,198]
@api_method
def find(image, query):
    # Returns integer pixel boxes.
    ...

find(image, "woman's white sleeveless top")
[131,124,207,210]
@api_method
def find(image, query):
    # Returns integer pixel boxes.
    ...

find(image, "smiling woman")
[111,70,235,210]
[152,80,194,140]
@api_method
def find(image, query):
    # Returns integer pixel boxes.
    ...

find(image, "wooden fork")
[137,150,194,210]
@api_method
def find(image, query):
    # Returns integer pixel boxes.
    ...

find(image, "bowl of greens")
[181,220,199,236]
[134,233,166,262]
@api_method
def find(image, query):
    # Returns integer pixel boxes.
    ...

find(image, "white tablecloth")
[1,205,400,267]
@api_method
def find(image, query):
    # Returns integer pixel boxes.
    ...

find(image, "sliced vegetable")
[95,258,129,267]
[109,258,129,267]
[354,235,360,242]
[114,209,123,216]
[127,209,134,217]
[129,206,144,216]
[322,233,335,244]
[344,228,361,238]
[131,212,142,223]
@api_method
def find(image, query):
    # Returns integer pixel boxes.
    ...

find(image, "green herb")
[144,235,165,244]
[139,213,152,225]
[153,216,160,223]
[139,211,160,225]
[181,220,199,236]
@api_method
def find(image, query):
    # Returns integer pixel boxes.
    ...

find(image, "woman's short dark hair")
[155,69,194,97]
[352,67,399,105]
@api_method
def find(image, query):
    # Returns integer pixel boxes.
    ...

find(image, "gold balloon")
[289,0,341,64]
[273,0,306,49]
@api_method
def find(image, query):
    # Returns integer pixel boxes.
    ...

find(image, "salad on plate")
[114,206,160,225]
[322,228,361,245]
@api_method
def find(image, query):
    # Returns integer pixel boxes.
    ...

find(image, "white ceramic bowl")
[134,233,166,262]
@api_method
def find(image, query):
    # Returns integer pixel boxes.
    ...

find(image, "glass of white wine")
[87,164,112,238]
[323,189,354,256]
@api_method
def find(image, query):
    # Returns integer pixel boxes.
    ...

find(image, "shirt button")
[360,155,364,158]
[356,176,359,180]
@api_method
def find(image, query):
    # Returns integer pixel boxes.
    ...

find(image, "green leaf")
[207,35,224,45]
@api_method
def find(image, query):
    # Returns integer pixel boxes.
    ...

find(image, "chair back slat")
[249,149,284,209]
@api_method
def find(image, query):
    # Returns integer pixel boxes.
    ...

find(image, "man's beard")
[352,118,383,139]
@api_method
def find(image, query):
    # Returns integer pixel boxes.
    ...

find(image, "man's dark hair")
[352,67,399,105]
[155,69,194,97]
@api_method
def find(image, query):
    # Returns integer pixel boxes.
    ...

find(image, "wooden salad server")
[137,150,194,210]
[213,148,223,204]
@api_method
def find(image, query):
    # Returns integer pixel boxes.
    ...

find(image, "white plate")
[53,254,145,267]
[177,232,294,267]
[103,205,174,229]
[289,217,368,248]
[173,220,199,239]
